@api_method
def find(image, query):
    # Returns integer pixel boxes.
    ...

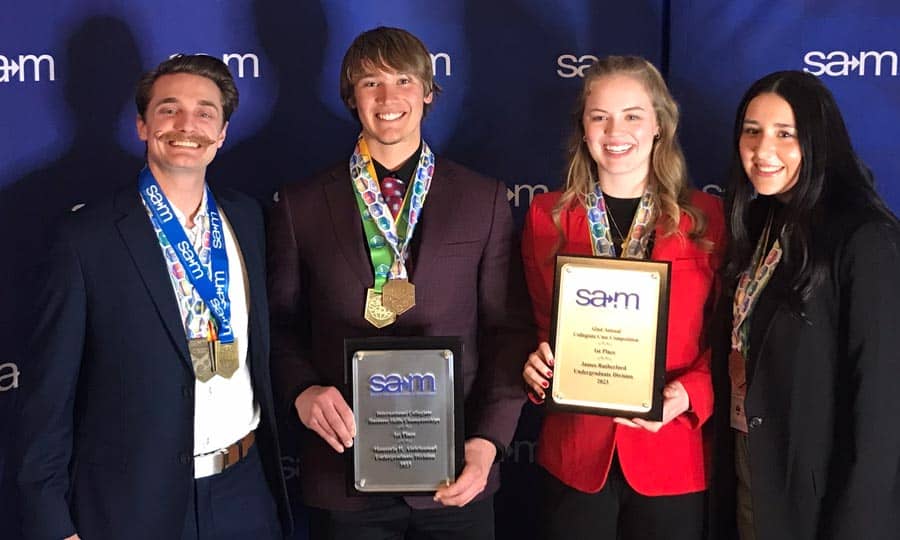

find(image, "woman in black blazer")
[708,70,900,540]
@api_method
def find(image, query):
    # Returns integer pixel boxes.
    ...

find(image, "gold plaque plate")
[548,256,670,420]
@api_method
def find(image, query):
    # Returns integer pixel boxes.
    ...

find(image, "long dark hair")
[723,70,896,307]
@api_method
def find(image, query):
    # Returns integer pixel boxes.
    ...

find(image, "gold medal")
[214,339,240,379]
[381,278,416,315]
[364,288,396,328]
[188,338,214,382]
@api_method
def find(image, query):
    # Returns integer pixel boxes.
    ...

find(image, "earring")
[654,133,660,141]
[583,135,587,142]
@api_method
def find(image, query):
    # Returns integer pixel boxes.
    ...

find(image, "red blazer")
[522,189,724,496]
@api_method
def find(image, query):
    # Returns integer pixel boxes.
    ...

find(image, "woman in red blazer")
[521,56,725,539]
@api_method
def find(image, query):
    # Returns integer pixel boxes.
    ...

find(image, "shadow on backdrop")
[210,0,357,208]
[213,2,361,538]
[0,15,144,537]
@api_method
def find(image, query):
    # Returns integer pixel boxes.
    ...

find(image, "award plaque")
[344,337,464,495]
[547,255,670,420]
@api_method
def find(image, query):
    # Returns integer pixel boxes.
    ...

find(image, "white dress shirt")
[143,188,260,460]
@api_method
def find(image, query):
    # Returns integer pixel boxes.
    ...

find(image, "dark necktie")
[381,176,406,219]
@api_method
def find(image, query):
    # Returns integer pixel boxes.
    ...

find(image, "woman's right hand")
[523,341,555,401]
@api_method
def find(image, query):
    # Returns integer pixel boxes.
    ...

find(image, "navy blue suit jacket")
[16,184,290,539]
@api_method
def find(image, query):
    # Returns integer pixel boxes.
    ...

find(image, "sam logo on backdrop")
[430,52,451,76]
[169,52,260,78]
[0,53,55,83]
[0,362,20,392]
[804,50,898,77]
[168,51,449,80]
[507,183,549,207]
[556,54,599,78]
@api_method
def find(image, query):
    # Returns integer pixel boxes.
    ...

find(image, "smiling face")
[351,64,433,162]
[739,92,802,200]
[136,72,228,179]
[582,74,659,194]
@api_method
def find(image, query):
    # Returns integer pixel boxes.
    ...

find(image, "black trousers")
[181,444,282,540]
[540,456,704,540]
[308,496,494,540]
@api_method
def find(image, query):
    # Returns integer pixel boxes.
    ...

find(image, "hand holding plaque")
[522,341,556,401]
[546,255,670,420]
[613,380,692,432]
[294,385,356,453]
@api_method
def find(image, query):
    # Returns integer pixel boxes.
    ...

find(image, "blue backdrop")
[2,1,898,538]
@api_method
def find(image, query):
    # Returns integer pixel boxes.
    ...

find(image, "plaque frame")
[547,255,670,421]
[344,336,465,496]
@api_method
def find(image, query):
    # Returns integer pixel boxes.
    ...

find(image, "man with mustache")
[16,54,290,540]
[267,27,534,539]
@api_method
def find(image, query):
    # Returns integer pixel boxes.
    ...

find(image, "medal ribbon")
[585,184,655,258]
[349,134,435,292]
[729,214,782,432]
[138,167,234,344]
[731,218,783,356]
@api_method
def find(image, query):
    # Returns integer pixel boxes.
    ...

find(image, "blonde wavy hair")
[553,55,706,251]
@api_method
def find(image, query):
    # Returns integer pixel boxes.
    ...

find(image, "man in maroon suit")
[266,27,534,539]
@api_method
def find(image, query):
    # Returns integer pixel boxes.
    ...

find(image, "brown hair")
[135,54,238,122]
[339,26,441,119]
[553,55,706,251]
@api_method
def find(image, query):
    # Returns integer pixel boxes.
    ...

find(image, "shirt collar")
[170,186,209,229]
[372,141,423,184]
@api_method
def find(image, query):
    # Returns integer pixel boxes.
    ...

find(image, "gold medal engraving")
[214,339,240,379]
[381,279,416,316]
[364,288,396,328]
[188,338,214,382]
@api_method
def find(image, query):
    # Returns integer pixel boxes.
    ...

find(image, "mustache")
[157,131,217,147]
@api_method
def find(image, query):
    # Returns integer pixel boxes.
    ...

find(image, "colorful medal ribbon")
[349,134,435,292]
[732,219,783,356]
[729,215,782,431]
[585,184,655,259]
[138,166,234,345]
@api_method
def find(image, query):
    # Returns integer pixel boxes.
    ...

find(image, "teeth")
[377,112,403,121]
[171,140,200,148]
[756,165,783,173]
[604,144,632,153]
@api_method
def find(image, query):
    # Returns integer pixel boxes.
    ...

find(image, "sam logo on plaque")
[368,372,437,395]
[574,288,641,310]
[345,337,464,494]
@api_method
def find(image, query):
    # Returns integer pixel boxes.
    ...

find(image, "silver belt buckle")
[193,447,228,479]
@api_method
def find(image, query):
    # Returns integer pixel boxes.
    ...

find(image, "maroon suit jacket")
[267,156,534,511]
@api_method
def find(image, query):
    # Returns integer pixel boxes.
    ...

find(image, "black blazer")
[709,213,900,540]
[16,185,290,539]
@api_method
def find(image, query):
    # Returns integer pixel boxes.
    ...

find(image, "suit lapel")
[746,266,788,383]
[324,169,373,288]
[114,187,191,368]
[410,161,452,281]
